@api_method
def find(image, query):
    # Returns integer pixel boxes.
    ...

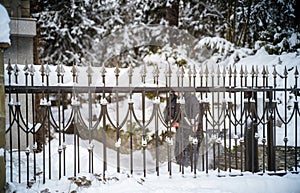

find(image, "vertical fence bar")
[222,66,227,173]
[46,66,52,180]
[141,64,147,178]
[193,65,197,177]
[87,64,93,174]
[262,66,267,173]
[240,66,244,175]
[199,66,204,172]
[29,64,37,182]
[294,67,299,173]
[233,66,238,171]
[73,107,77,177]
[216,65,221,176]
[228,66,232,175]
[59,93,64,178]
[58,91,62,179]
[176,67,182,173]
[24,62,30,186]
[129,100,133,175]
[284,67,288,172]
[273,67,277,172]
[101,64,107,178]
[128,64,134,175]
[204,65,209,174]
[56,64,62,179]
[154,65,160,176]
[115,64,120,174]
[13,64,22,183]
[6,61,13,182]
[211,65,216,171]
[165,63,172,177]
[155,99,159,176]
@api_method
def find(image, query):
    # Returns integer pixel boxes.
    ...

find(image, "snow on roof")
[0,4,10,44]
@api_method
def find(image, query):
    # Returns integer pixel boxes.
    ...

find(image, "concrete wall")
[4,18,36,64]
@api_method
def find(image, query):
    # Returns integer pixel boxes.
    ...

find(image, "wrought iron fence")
[4,61,300,186]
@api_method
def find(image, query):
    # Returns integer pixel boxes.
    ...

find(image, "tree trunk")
[232,0,237,44]
[295,0,300,30]
[226,0,232,42]
[242,0,252,47]
[165,0,179,27]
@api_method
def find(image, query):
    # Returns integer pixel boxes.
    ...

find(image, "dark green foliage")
[32,0,300,64]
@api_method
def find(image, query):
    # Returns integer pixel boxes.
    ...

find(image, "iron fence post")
[266,89,276,171]
[244,91,258,172]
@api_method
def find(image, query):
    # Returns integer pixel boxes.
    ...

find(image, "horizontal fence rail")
[4,61,300,186]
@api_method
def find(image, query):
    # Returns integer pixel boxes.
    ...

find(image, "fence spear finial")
[128,63,134,85]
[222,65,226,77]
[256,65,259,77]
[39,63,45,77]
[71,62,78,83]
[56,63,62,77]
[114,62,120,77]
[272,66,277,78]
[262,66,267,77]
[153,64,159,84]
[244,65,248,77]
[284,66,288,78]
[140,63,147,83]
[115,62,121,86]
[193,64,197,78]
[211,64,215,76]
[205,63,209,77]
[29,64,35,76]
[87,62,94,75]
[294,66,299,78]
[199,64,203,78]
[165,62,172,78]
[265,66,269,76]
[177,65,184,78]
[6,59,13,75]
[233,65,237,77]
[240,65,244,77]
[13,63,20,76]
[45,63,51,76]
[217,64,221,78]
[187,65,192,77]
[23,60,29,75]
[229,65,232,77]
[251,65,256,77]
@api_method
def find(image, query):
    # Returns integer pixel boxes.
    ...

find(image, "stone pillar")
[0,43,9,193]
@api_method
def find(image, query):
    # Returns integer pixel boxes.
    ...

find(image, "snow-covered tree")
[33,0,299,65]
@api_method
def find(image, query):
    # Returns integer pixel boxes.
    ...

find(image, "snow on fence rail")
[4,61,300,186]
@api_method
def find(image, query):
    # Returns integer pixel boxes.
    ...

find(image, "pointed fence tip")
[284,66,288,77]
[294,66,299,77]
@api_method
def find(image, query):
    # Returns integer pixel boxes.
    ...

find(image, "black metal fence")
[4,61,300,186]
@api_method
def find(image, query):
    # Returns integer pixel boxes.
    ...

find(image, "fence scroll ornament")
[4,25,300,186]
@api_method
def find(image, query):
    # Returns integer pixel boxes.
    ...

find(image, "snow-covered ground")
[5,133,300,193]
